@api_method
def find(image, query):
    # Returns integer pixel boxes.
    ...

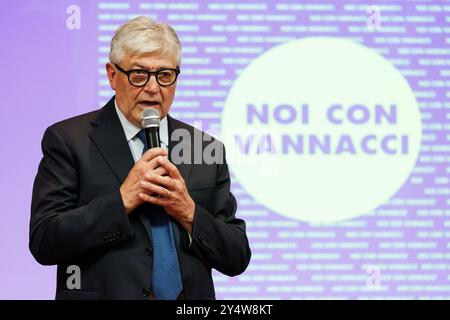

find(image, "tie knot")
[136,129,146,143]
[136,129,148,152]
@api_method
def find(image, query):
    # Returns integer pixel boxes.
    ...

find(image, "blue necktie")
[136,129,183,300]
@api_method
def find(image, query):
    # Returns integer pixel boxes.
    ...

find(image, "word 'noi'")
[247,103,397,125]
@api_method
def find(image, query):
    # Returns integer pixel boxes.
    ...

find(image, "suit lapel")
[167,115,193,184]
[89,98,155,244]
[89,97,135,184]
[167,115,194,252]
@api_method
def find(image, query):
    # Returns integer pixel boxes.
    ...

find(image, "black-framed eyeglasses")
[114,63,180,87]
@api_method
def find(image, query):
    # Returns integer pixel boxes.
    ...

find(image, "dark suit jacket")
[29,97,251,300]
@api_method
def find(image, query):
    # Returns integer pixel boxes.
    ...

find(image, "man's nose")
[143,75,160,93]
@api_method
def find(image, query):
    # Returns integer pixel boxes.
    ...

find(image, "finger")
[146,155,168,170]
[144,173,176,190]
[157,156,182,180]
[154,166,169,176]
[139,192,169,206]
[141,148,167,162]
[140,181,169,198]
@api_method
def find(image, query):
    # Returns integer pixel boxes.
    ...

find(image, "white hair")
[109,16,181,66]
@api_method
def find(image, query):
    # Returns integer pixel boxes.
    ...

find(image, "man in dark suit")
[29,16,251,300]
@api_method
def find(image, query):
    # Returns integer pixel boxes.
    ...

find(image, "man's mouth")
[139,101,160,107]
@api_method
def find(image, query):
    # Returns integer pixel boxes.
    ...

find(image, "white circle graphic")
[221,37,421,223]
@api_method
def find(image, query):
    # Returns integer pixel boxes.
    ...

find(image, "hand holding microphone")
[138,109,195,232]
[119,108,167,214]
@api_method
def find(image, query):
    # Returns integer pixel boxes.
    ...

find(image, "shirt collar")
[114,99,168,146]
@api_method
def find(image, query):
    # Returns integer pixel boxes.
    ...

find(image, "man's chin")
[136,103,160,114]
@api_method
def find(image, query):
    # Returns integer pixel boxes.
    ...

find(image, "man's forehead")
[126,52,177,68]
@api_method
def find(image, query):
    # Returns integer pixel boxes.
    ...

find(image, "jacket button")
[145,247,152,256]
[142,288,150,297]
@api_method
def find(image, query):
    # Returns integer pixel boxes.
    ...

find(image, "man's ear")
[106,62,117,90]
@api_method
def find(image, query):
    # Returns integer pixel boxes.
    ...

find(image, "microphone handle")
[144,127,161,150]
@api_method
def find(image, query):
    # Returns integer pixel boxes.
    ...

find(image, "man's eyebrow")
[130,63,171,70]
[130,63,148,69]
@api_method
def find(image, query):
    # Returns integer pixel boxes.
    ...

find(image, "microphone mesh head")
[141,108,160,128]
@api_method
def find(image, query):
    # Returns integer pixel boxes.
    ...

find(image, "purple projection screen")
[1,0,449,299]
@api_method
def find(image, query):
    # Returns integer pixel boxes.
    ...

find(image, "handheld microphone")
[141,108,161,150]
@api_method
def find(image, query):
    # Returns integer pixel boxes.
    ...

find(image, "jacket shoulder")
[48,110,100,132]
